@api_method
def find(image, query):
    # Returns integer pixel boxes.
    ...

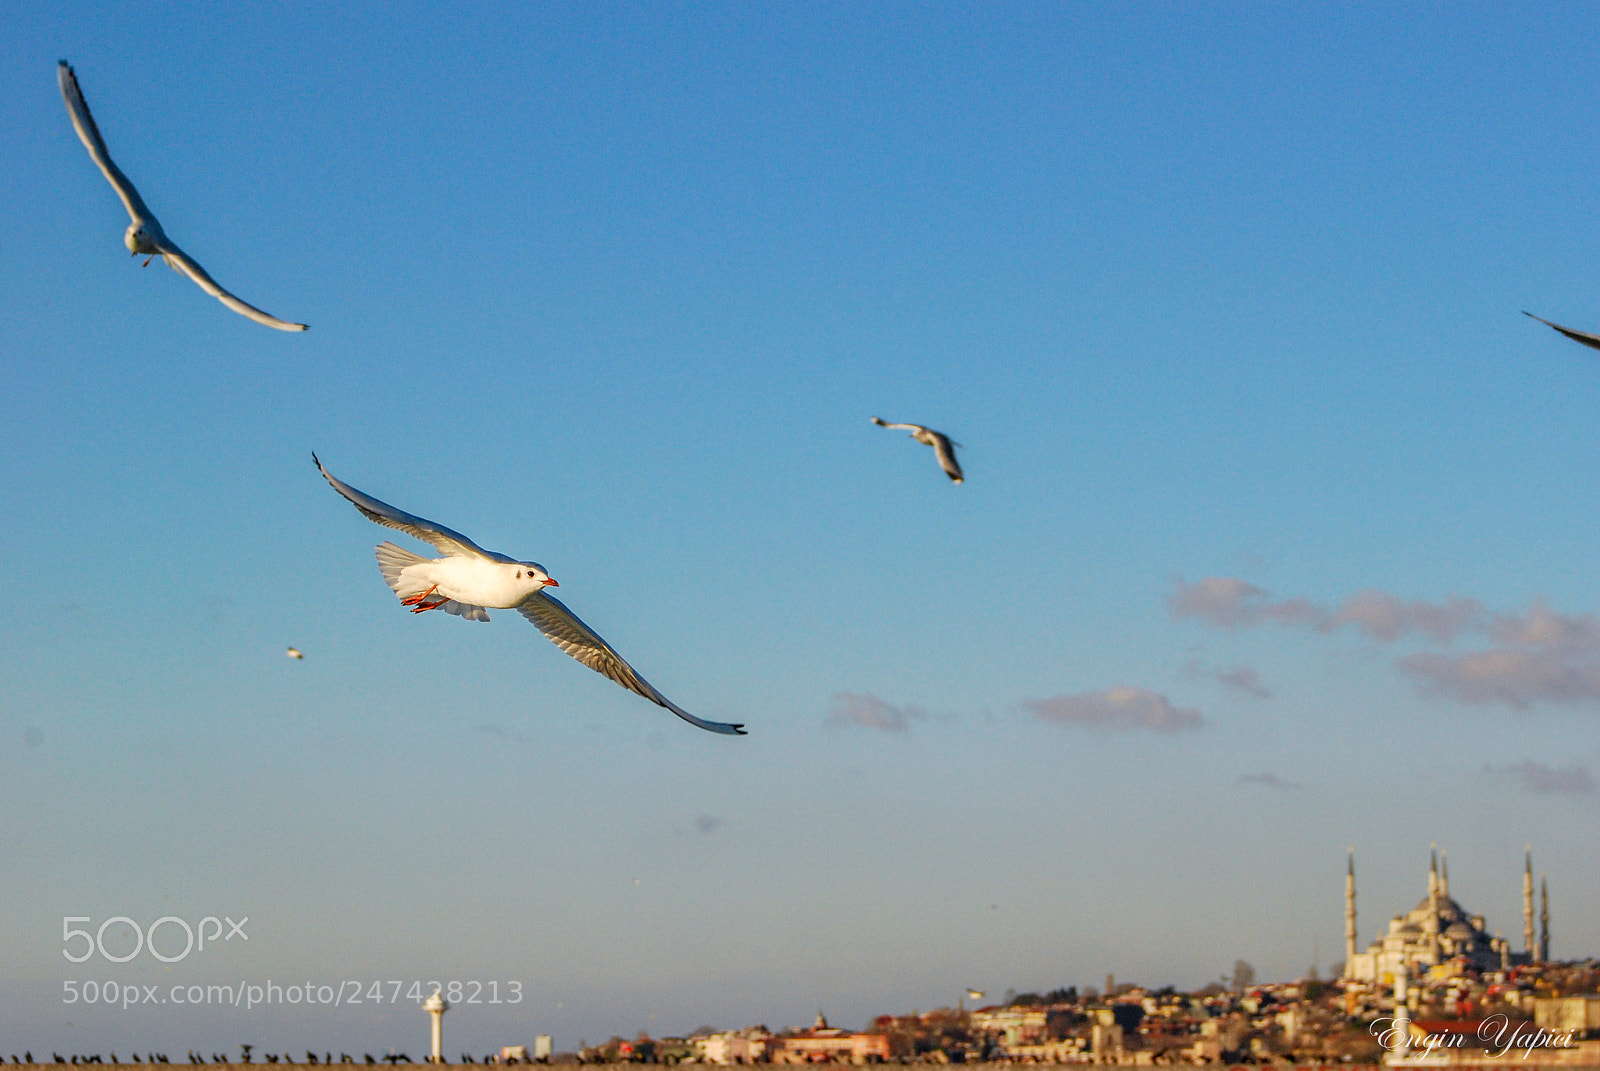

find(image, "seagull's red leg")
[400,584,439,607]
[409,598,449,614]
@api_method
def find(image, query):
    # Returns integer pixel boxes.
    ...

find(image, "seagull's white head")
[509,561,558,595]
[124,221,157,255]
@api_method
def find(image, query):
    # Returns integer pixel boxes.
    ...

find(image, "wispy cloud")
[827,692,926,733]
[1482,760,1596,795]
[1167,577,1324,629]
[694,814,724,834]
[1023,687,1203,733]
[475,722,531,743]
[1171,577,1600,711]
[1327,590,1485,643]
[1185,659,1273,699]
[1236,772,1300,790]
[1216,665,1272,699]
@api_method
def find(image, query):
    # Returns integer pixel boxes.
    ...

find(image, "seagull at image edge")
[1524,310,1600,351]
[57,61,307,331]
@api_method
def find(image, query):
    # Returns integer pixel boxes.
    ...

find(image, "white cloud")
[1023,686,1203,733]
[1184,659,1273,699]
[1167,576,1325,629]
[1216,665,1272,699]
[826,692,926,732]
[1482,760,1596,795]
[1171,577,1600,711]
[1400,649,1600,708]
[1326,590,1485,643]
[1235,772,1300,790]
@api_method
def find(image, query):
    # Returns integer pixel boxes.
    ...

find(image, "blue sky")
[3,0,1597,1056]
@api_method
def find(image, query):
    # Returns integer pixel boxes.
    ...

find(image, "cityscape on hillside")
[18,849,1599,1067]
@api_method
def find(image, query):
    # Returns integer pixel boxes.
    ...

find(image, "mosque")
[1341,846,1549,984]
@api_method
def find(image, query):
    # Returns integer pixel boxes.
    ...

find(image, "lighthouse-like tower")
[424,987,449,1063]
[1344,848,1357,969]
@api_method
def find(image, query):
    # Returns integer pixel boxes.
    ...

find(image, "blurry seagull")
[285,647,303,659]
[871,416,964,483]
[56,61,307,331]
[314,455,745,735]
[1524,311,1600,351]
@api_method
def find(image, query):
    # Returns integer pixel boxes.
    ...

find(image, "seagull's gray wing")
[314,454,508,562]
[156,238,308,331]
[871,417,926,432]
[1524,311,1600,352]
[57,61,156,225]
[517,592,746,735]
[929,431,964,483]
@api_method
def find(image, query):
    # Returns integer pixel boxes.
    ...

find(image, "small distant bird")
[314,455,745,735]
[56,62,307,332]
[967,989,986,1001]
[871,417,964,483]
[286,647,303,659]
[1525,311,1600,351]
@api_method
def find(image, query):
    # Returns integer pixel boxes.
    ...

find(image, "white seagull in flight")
[314,455,745,736]
[1525,311,1600,351]
[872,417,964,483]
[57,61,308,331]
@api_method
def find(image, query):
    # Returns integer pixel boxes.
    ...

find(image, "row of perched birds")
[54,60,965,740]
[11,1056,535,1067]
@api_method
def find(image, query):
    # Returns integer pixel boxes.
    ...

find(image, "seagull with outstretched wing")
[872,416,965,483]
[57,61,307,331]
[314,455,745,735]
[1525,311,1600,351]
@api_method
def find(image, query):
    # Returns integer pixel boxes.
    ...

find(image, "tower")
[1344,848,1357,970]
[1440,850,1449,899]
[1540,874,1550,963]
[424,987,449,1063]
[1425,845,1441,939]
[1523,846,1536,960]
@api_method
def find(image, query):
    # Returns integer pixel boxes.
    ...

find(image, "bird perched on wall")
[871,417,965,483]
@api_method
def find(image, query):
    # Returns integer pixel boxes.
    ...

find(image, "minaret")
[1440,850,1449,900]
[1523,846,1535,959]
[1539,874,1550,963]
[1425,845,1441,939]
[1344,848,1358,973]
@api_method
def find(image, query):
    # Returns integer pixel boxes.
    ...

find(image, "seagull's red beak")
[545,578,559,587]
